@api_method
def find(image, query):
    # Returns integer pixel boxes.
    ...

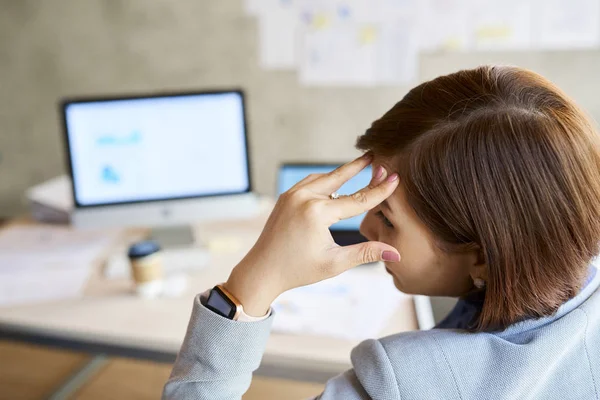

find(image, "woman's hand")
[224,153,401,316]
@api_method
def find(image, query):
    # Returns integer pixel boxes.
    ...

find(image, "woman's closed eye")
[376,211,394,228]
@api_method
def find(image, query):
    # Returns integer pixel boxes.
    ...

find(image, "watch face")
[206,287,236,319]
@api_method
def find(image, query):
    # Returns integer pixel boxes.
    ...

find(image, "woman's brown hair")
[357,65,600,331]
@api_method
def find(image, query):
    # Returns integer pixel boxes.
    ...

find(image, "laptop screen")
[278,164,372,231]
[62,91,250,207]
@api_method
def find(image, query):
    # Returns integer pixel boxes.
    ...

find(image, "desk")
[0,210,420,385]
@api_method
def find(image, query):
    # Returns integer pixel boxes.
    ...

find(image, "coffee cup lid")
[128,240,161,259]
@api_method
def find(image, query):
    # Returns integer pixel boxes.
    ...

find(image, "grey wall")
[1,0,600,217]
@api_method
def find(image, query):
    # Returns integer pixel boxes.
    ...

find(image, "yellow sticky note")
[206,236,242,253]
[313,13,330,30]
[442,37,463,51]
[476,25,511,40]
[359,25,377,45]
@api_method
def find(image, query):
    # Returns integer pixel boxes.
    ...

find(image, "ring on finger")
[329,192,350,200]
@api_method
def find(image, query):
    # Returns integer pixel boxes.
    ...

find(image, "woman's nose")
[359,211,377,241]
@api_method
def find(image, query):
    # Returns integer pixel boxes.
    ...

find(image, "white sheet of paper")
[271,267,407,341]
[471,0,532,51]
[0,225,118,260]
[375,0,420,21]
[532,0,600,49]
[305,0,418,22]
[259,6,300,69]
[248,0,600,86]
[299,22,379,86]
[244,0,262,16]
[0,255,93,306]
[0,225,120,307]
[419,0,472,52]
[299,18,418,86]
[376,20,419,85]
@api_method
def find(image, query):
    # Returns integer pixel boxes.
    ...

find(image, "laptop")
[277,163,371,246]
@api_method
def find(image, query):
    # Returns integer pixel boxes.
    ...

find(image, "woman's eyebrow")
[381,199,393,213]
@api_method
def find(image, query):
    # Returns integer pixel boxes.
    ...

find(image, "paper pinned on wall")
[248,0,600,86]
[271,266,408,341]
[531,0,600,50]
[472,0,532,51]
[299,19,419,86]
[259,6,300,69]
[418,0,472,53]
[375,20,419,85]
[244,0,262,16]
[299,22,379,86]
[373,0,420,21]
[262,0,423,85]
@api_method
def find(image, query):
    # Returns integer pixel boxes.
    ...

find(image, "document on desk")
[272,267,408,341]
[0,225,120,306]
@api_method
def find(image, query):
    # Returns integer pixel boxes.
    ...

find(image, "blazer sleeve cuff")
[170,292,275,380]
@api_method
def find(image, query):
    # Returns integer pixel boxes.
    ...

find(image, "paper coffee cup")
[128,240,164,298]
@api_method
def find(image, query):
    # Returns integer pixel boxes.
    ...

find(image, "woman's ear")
[469,247,488,288]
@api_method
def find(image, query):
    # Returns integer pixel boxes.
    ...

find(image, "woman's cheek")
[385,260,407,286]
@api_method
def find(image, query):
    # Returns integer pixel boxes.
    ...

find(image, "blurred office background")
[1,0,600,398]
[3,0,600,218]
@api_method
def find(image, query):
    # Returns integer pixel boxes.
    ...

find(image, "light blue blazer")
[163,265,600,399]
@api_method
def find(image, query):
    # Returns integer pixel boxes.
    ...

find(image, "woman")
[162,66,600,399]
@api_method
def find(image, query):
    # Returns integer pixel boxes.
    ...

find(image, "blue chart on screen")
[101,166,120,183]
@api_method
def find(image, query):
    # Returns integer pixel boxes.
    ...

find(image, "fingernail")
[387,173,399,182]
[382,251,400,262]
[362,152,373,161]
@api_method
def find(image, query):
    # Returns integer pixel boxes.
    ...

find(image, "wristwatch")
[204,284,269,322]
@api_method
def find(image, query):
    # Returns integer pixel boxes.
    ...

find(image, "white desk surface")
[0,210,418,381]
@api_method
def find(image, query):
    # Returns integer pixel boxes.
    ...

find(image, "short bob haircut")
[357,65,600,332]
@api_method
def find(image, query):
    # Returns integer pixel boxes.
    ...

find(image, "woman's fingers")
[330,170,399,221]
[329,240,401,271]
[308,153,373,195]
[292,173,324,189]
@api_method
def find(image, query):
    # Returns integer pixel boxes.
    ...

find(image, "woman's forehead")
[372,155,397,173]
[372,157,406,214]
